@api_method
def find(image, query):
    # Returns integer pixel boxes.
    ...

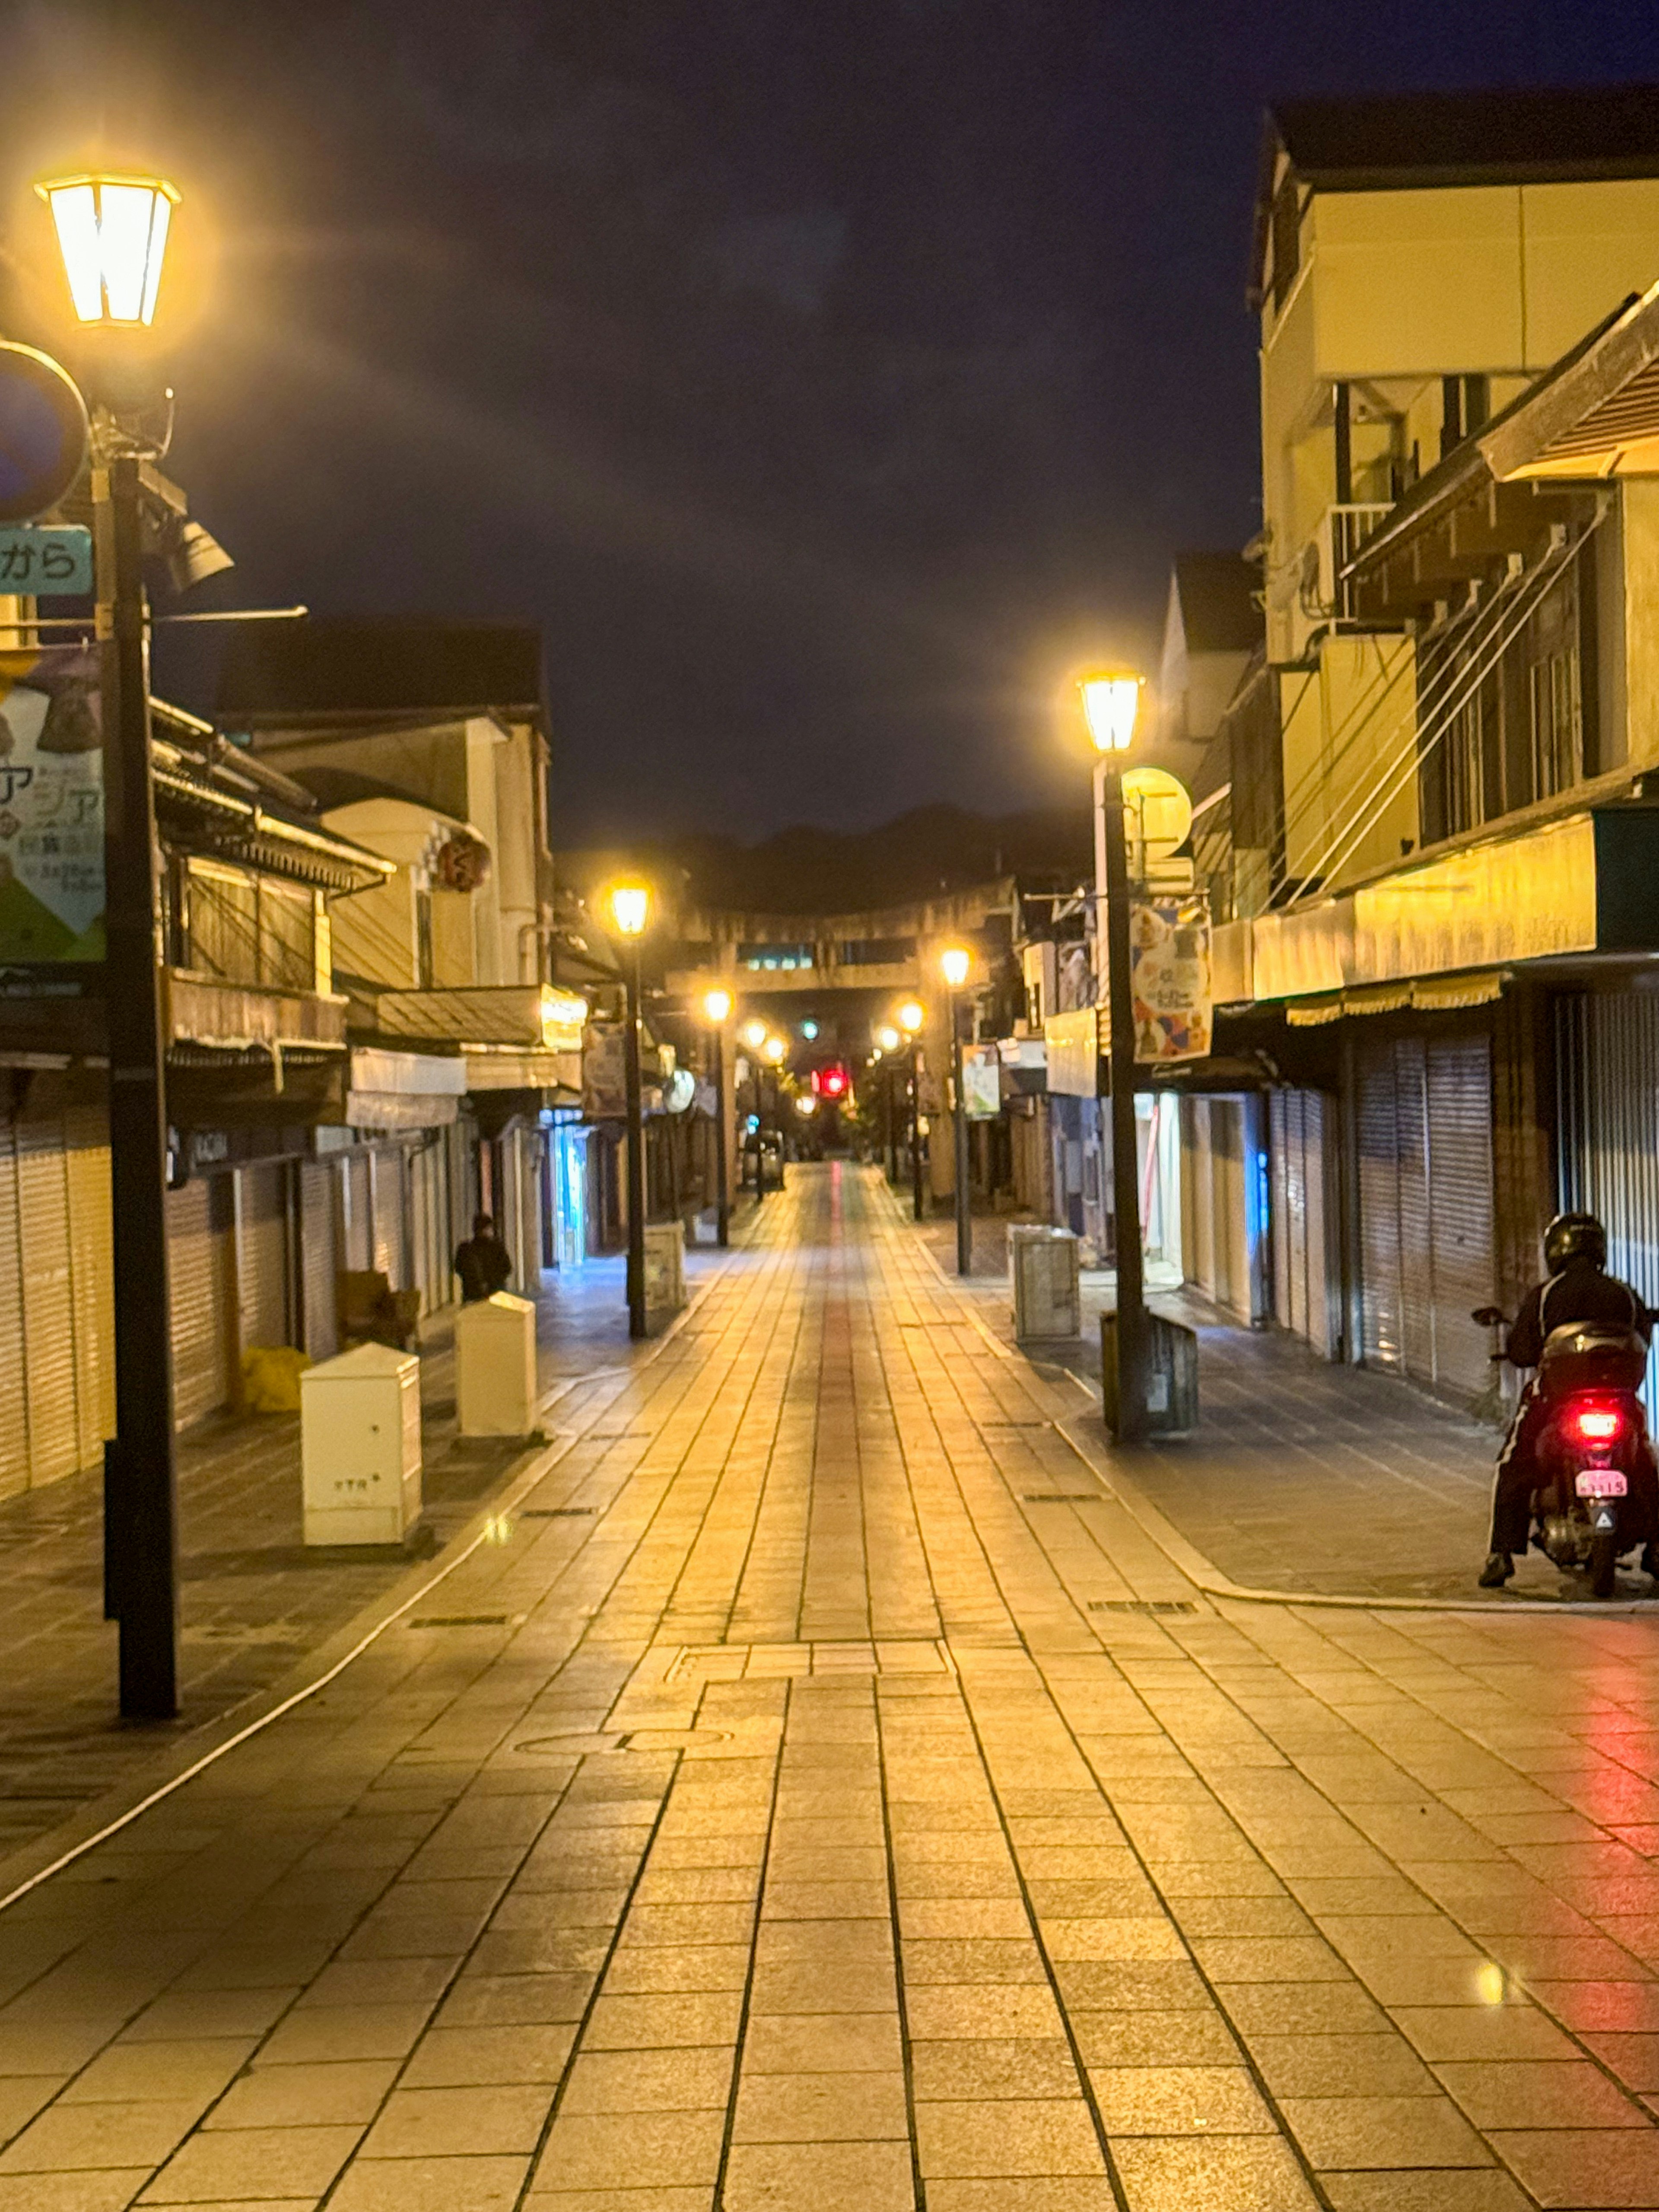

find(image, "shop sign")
[1130,895,1212,1061]
[0,645,103,972]
[963,1047,1002,1119]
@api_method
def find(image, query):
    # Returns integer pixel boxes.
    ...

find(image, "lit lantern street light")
[898,998,926,1220]
[1080,668,1149,1442]
[605,881,652,1338]
[939,947,974,1276]
[702,988,733,1248]
[34,167,184,1719]
[36,172,179,326]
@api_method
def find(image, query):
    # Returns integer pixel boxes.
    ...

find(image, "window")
[184,859,317,990]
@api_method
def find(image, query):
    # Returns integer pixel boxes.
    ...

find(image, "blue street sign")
[0,526,92,596]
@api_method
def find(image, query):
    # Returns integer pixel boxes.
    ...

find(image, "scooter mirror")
[1471,1306,1507,1328]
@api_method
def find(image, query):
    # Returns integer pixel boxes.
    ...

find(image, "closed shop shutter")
[1395,1039,1435,1385]
[169,1177,234,1427]
[1269,1090,1290,1330]
[0,1102,28,1500]
[1425,1037,1496,1399]
[1285,1092,1310,1341]
[1303,1093,1332,1358]
[238,1162,290,1352]
[17,1092,79,1484]
[1359,1041,1403,1370]
[342,1150,372,1273]
[369,1147,406,1287]
[299,1161,338,1360]
[1559,992,1659,1403]
[62,1104,115,1473]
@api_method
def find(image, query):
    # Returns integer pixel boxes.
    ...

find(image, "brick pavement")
[0,1165,1653,2206]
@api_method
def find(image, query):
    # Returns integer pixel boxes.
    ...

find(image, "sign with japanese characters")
[1129,895,1212,1062]
[0,645,104,975]
[963,1047,1002,1119]
[0,527,92,596]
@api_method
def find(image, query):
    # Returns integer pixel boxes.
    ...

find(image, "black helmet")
[1544,1212,1607,1274]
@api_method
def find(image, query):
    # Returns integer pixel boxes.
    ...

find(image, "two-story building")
[1191,85,1659,1405]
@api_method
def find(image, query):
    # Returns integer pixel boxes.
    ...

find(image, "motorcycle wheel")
[1590,1530,1618,1600]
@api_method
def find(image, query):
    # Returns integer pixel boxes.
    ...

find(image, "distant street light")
[898,997,925,1221]
[761,1035,787,1197]
[37,168,182,1720]
[702,987,732,1248]
[1081,668,1148,1442]
[605,880,652,1338]
[37,172,179,325]
[939,947,974,1275]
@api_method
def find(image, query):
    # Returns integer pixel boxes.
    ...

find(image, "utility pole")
[622,938,646,1338]
[1100,756,1147,1443]
[99,451,181,1718]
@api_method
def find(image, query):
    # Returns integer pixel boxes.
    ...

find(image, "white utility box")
[643,1220,686,1332]
[1010,1224,1082,1341]
[300,1341,423,1547]
[455,1291,537,1437]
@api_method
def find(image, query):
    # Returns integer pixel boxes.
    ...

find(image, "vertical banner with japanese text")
[0,646,104,989]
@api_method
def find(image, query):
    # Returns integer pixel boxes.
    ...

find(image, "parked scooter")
[1475,1303,1654,1598]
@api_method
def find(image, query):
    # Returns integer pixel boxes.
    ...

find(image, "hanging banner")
[581,1023,627,1119]
[1042,1006,1101,1096]
[1130,894,1212,1061]
[963,1046,1002,1119]
[0,645,104,988]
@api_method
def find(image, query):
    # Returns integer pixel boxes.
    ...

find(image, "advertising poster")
[963,1047,1002,1119]
[1130,895,1212,1062]
[0,646,104,984]
[581,1023,627,1119]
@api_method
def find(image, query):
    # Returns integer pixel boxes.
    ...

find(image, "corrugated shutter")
[169,1177,233,1427]
[1425,1037,1495,1399]
[300,1161,339,1360]
[1359,1040,1402,1370]
[343,1150,372,1272]
[238,1162,290,1352]
[1285,1092,1310,1341]
[17,1092,79,1484]
[0,1100,28,1500]
[1395,1039,1435,1385]
[62,1104,115,1472]
[1269,1089,1290,1331]
[369,1146,405,1286]
[1560,992,1659,1404]
[1304,1093,1332,1358]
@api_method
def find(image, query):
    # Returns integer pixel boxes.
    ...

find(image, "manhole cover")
[514,1726,733,1757]
[1088,1599,1198,1616]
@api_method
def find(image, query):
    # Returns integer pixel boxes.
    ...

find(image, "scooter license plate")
[1576,1469,1628,1499]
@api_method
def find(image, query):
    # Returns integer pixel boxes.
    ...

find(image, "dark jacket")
[455,1234,512,1304]
[1505,1258,1651,1369]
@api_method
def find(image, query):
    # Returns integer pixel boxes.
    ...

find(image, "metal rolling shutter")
[342,1150,372,1272]
[169,1177,233,1427]
[1425,1037,1496,1399]
[1269,1090,1291,1330]
[1359,1041,1403,1370]
[299,1161,339,1360]
[1395,1039,1435,1386]
[0,1102,28,1500]
[1285,1092,1310,1341]
[17,1093,79,1484]
[1559,993,1659,1404]
[62,1104,115,1473]
[369,1147,406,1287]
[1303,1093,1332,1358]
[238,1163,290,1352]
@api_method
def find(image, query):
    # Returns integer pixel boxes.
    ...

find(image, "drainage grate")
[408,1614,512,1630]
[1088,1599,1199,1616]
[1022,1492,1097,1504]
[520,1507,597,1519]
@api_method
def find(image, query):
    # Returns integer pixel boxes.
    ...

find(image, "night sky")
[7,2,1659,842]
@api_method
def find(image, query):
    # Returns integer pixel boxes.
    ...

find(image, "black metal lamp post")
[605,882,652,1338]
[703,987,731,1247]
[740,1019,769,1196]
[1081,672,1147,1444]
[36,170,184,1720]
[898,997,925,1222]
[941,947,973,1276]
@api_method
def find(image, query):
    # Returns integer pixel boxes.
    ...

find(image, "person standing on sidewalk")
[454,1213,512,1304]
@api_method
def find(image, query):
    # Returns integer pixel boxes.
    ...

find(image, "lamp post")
[875,1024,901,1179]
[740,1017,769,1195]
[762,1034,788,1189]
[1081,671,1147,1443]
[37,169,182,1720]
[606,882,652,1339]
[940,947,973,1276]
[702,988,732,1247]
[898,998,925,1221]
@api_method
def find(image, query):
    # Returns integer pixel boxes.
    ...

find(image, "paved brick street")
[0,1163,1656,2208]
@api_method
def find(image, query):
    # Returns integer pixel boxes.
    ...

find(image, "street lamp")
[36,168,183,1719]
[939,947,974,1275]
[874,1025,903,1180]
[702,987,733,1247]
[737,1018,769,1196]
[1081,668,1148,1443]
[605,880,652,1338]
[898,998,925,1221]
[761,1035,788,1196]
[36,173,179,326]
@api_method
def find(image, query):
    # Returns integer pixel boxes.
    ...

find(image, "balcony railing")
[165,971,348,1051]
[1312,503,1394,620]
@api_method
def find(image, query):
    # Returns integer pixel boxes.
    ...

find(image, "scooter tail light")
[1572,1406,1623,1444]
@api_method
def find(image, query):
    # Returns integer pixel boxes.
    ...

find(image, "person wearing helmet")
[1480,1212,1659,1586]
